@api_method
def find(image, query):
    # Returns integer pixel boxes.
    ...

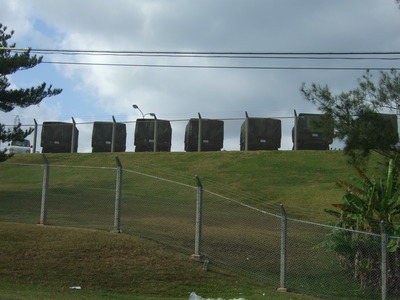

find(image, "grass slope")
[0,222,321,300]
[2,150,386,222]
[0,151,388,299]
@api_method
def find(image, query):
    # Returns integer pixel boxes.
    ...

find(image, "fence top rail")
[204,189,281,218]
[3,115,297,127]
[1,162,117,170]
[123,168,197,189]
[203,189,400,239]
[287,216,400,239]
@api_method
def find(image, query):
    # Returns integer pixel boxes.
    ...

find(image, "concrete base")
[277,287,288,293]
[190,254,204,262]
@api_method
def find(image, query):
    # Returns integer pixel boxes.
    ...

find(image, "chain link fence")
[1,157,399,300]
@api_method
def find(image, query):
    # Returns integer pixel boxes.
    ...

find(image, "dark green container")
[379,113,399,146]
[185,118,224,152]
[134,119,172,152]
[41,122,79,153]
[353,112,398,150]
[240,118,281,150]
[293,113,333,150]
[92,121,126,152]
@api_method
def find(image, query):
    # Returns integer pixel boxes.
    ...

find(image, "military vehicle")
[379,113,399,147]
[92,121,126,152]
[41,122,79,153]
[134,118,172,152]
[293,113,333,150]
[185,118,224,151]
[240,117,281,150]
[354,112,398,150]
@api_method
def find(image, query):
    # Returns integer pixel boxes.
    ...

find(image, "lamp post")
[132,105,158,152]
[150,113,157,152]
[132,104,145,118]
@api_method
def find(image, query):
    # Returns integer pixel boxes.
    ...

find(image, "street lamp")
[132,104,145,118]
[132,105,158,152]
[151,113,157,152]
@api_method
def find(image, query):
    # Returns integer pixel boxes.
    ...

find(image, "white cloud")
[1,0,400,152]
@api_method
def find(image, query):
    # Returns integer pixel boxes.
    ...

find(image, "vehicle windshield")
[11,140,30,147]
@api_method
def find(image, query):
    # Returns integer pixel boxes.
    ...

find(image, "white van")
[4,140,32,154]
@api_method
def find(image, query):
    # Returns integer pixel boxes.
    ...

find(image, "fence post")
[191,175,204,261]
[380,222,388,300]
[113,156,122,233]
[153,115,158,152]
[245,111,249,151]
[39,154,50,225]
[33,119,38,154]
[71,117,77,153]
[197,113,202,152]
[278,204,288,292]
[111,116,116,153]
[293,110,298,150]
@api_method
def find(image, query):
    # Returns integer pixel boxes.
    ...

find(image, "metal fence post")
[380,222,388,300]
[113,156,122,233]
[33,119,38,154]
[191,175,204,261]
[293,110,298,150]
[278,204,288,292]
[71,117,77,153]
[152,116,157,152]
[111,116,116,153]
[39,154,50,225]
[245,111,249,151]
[197,113,202,152]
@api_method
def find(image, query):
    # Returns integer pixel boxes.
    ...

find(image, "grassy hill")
[2,150,387,223]
[0,150,389,299]
[0,222,321,300]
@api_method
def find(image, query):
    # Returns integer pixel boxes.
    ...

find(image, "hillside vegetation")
[0,222,322,300]
[2,150,386,223]
[0,150,388,299]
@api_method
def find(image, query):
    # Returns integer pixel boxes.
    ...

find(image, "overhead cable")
[4,47,400,60]
[42,60,400,71]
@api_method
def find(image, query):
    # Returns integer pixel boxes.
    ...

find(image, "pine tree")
[0,24,62,156]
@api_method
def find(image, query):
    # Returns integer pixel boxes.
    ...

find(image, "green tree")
[0,24,62,159]
[300,70,400,164]
[320,157,400,294]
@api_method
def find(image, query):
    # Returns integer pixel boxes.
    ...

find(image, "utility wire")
[4,47,400,60]
[42,61,400,71]
[4,47,400,70]
[28,49,400,61]
[27,49,400,55]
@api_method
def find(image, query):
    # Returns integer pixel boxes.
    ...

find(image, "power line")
[4,47,400,59]
[4,47,400,70]
[28,49,400,55]
[42,60,400,71]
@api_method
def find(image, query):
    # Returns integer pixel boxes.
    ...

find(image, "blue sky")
[1,0,400,152]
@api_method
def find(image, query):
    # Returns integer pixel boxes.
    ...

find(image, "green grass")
[0,150,390,299]
[0,222,321,300]
[1,150,387,222]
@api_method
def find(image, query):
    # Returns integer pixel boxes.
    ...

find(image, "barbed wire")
[1,115,297,127]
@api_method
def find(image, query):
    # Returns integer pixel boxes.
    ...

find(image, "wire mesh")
[286,219,382,299]
[0,163,43,224]
[46,165,116,230]
[120,169,197,252]
[202,189,281,284]
[2,160,400,300]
